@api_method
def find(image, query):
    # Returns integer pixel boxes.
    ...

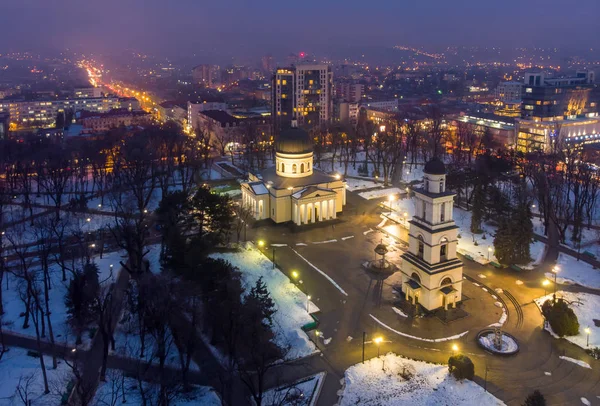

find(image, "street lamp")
[487,246,492,261]
[291,271,299,281]
[307,295,311,313]
[542,279,550,296]
[585,327,591,347]
[452,344,459,355]
[258,240,265,248]
[551,266,559,303]
[374,336,383,357]
[387,194,395,214]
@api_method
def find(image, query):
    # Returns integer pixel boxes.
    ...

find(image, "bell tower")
[401,158,463,311]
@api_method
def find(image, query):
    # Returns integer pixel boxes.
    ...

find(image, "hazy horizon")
[1,0,599,61]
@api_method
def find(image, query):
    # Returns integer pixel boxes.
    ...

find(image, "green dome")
[275,127,313,154]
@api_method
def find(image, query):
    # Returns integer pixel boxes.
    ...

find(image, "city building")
[451,113,516,146]
[261,54,274,74]
[0,113,9,139]
[187,99,228,131]
[400,158,463,311]
[78,110,151,132]
[241,122,345,225]
[361,99,399,112]
[0,96,140,129]
[74,87,102,98]
[516,71,598,151]
[272,64,333,131]
[495,81,522,103]
[521,71,595,121]
[338,102,359,126]
[192,64,220,87]
[195,109,271,151]
[157,101,187,126]
[336,82,364,103]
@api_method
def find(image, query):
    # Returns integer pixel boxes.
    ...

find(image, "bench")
[490,261,502,269]
[301,314,320,332]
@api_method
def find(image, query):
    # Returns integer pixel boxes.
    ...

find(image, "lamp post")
[291,271,299,283]
[272,247,276,269]
[542,279,550,296]
[585,327,591,347]
[362,331,366,363]
[552,266,559,303]
[487,246,492,261]
[306,295,311,313]
[388,195,395,214]
[403,212,408,225]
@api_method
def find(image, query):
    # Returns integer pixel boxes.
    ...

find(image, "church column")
[319,201,323,221]
[322,200,328,220]
[332,199,336,219]
[310,203,315,223]
[303,204,308,225]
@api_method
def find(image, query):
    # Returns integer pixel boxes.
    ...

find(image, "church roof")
[292,186,336,199]
[424,157,446,175]
[258,166,339,189]
[247,181,269,195]
[274,127,313,154]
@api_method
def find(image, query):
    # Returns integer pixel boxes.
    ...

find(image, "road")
[248,192,600,405]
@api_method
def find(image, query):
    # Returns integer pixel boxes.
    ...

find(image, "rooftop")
[259,166,340,190]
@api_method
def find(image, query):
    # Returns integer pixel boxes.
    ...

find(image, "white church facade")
[400,158,463,311]
[241,123,346,225]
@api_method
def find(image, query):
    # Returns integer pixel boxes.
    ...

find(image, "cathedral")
[400,158,463,311]
[241,123,346,225]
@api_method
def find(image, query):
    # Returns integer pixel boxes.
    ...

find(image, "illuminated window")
[524,105,534,110]
[309,80,314,85]
[282,80,287,85]
[525,88,532,93]
[292,164,297,174]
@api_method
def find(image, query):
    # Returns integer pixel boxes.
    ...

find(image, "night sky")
[1,0,598,58]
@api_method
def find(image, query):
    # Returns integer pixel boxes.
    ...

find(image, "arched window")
[300,163,305,173]
[440,202,446,222]
[292,164,297,174]
[417,235,424,259]
[307,162,310,171]
[439,180,444,193]
[424,177,429,191]
[440,237,448,260]
[440,277,452,286]
[281,162,285,172]
[411,272,421,284]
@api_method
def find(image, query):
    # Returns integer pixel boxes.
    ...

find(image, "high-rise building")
[272,64,333,131]
[261,54,274,74]
[192,64,219,87]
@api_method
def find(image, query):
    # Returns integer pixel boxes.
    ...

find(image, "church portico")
[292,189,337,225]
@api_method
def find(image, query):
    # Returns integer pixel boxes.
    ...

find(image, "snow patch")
[559,356,592,369]
[392,307,408,318]
[370,314,468,343]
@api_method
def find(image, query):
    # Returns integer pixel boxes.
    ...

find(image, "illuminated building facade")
[272,64,333,131]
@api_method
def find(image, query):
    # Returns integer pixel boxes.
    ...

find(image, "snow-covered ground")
[339,353,505,406]
[385,197,415,228]
[210,246,318,360]
[534,291,600,349]
[93,369,220,406]
[547,253,600,290]
[1,249,126,349]
[261,372,325,406]
[3,205,48,224]
[359,187,404,200]
[0,347,70,406]
[345,178,381,192]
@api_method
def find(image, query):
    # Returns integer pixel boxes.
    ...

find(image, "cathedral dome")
[424,157,446,175]
[275,127,313,154]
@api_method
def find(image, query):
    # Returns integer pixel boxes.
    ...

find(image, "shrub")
[522,390,546,406]
[541,299,579,337]
[448,354,474,381]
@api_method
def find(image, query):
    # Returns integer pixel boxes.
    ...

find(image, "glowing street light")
[374,336,383,357]
[487,246,492,261]
[542,279,550,296]
[452,344,459,355]
[387,194,395,214]
[307,295,311,313]
[86,218,91,222]
[291,271,299,280]
[585,327,591,347]
[258,240,265,248]
[335,173,341,180]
